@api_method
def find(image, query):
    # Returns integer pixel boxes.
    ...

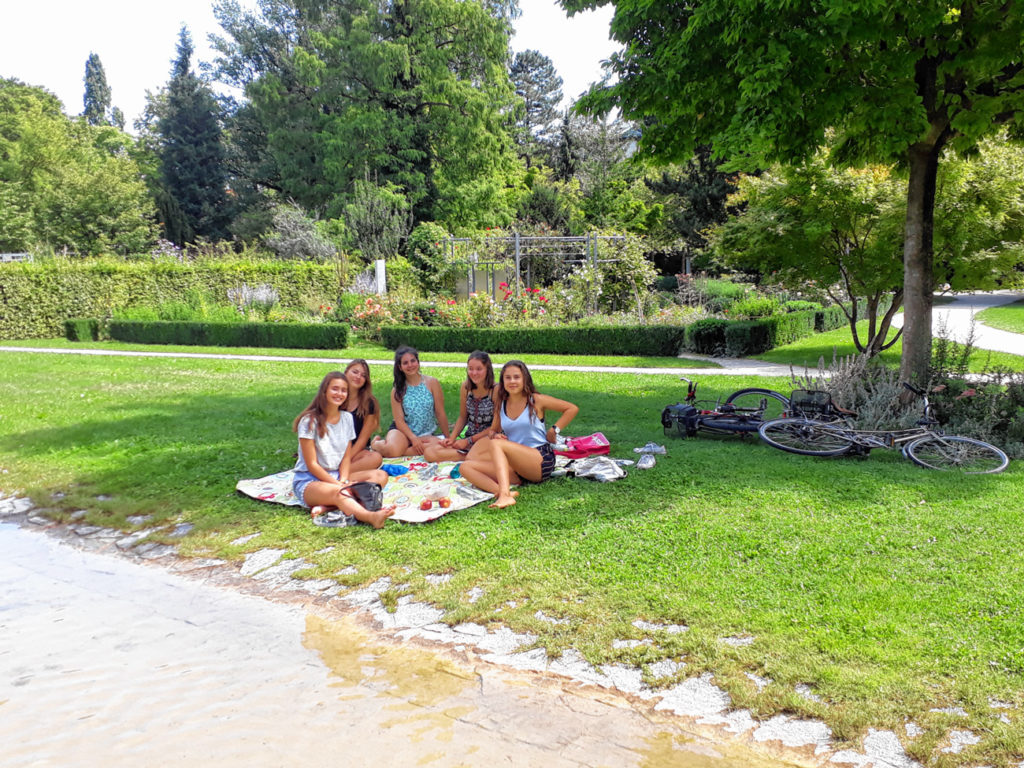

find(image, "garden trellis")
[446,233,625,312]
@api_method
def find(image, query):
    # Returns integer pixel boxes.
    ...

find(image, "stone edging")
[2,491,1015,768]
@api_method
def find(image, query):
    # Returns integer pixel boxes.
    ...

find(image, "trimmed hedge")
[382,303,874,358]
[382,325,689,356]
[107,320,348,349]
[0,259,339,340]
[64,318,101,342]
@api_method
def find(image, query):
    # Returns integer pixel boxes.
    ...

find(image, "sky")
[0,0,617,130]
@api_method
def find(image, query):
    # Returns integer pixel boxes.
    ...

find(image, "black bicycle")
[662,378,791,438]
[758,384,1009,474]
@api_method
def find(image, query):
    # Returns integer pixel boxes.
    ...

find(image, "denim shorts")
[292,468,339,508]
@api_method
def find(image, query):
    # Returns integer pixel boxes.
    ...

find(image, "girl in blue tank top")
[371,346,450,458]
[459,360,579,509]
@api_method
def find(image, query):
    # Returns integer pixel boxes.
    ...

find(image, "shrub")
[380,325,687,356]
[727,295,781,319]
[407,222,460,294]
[64,318,101,342]
[0,258,339,340]
[333,293,366,321]
[107,320,348,349]
[684,318,729,355]
[783,299,823,312]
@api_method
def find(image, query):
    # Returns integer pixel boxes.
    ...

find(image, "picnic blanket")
[236,458,494,523]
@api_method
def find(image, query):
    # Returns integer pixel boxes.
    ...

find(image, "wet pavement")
[0,521,797,768]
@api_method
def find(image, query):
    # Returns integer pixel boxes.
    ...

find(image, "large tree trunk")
[899,142,942,385]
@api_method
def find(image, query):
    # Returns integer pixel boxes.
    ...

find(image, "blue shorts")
[292,468,339,508]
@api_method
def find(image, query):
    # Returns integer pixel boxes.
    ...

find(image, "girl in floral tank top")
[425,351,496,464]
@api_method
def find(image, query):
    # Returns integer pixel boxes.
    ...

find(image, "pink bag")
[554,432,610,459]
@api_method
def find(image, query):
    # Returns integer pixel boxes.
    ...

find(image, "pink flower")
[499,282,508,289]
[522,308,527,313]
[447,299,456,305]
[429,308,436,313]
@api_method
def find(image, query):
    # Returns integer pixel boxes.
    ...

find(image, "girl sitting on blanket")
[371,346,450,458]
[343,359,384,472]
[292,371,395,528]
[424,350,496,464]
[459,360,578,509]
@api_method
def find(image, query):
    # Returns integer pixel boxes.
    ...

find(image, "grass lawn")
[0,337,719,370]
[756,321,1024,373]
[977,300,1024,335]
[0,349,1021,764]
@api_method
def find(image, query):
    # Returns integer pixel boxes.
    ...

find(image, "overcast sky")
[0,0,616,129]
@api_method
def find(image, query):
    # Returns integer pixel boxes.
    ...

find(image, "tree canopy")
[563,0,1024,382]
[0,79,156,255]
[212,0,521,229]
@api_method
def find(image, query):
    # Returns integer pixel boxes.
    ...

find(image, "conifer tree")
[82,53,112,126]
[157,26,229,244]
[510,50,563,165]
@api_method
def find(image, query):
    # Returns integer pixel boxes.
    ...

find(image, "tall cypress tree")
[82,53,112,126]
[157,26,229,244]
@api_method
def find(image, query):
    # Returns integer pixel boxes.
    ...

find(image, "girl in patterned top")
[425,350,496,463]
[372,346,450,458]
[460,360,578,509]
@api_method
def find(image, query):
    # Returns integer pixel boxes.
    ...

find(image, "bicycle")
[757,383,1009,474]
[662,378,791,438]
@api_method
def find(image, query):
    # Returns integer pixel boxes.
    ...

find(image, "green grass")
[0,337,719,370]
[1,350,1022,766]
[756,320,1024,373]
[977,299,1024,335]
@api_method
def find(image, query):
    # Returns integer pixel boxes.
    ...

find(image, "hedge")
[106,320,348,349]
[64,318,101,342]
[382,325,689,356]
[0,259,340,340]
[382,303,880,358]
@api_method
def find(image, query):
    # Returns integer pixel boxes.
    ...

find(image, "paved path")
[0,345,794,377]
[1,291,1020,376]
[892,291,1024,355]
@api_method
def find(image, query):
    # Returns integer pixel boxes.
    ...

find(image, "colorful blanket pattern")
[236,458,494,524]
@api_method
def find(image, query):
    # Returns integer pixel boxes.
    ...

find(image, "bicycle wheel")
[724,388,791,421]
[905,435,1009,474]
[758,418,856,456]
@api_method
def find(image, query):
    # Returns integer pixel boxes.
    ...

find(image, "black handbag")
[341,481,383,511]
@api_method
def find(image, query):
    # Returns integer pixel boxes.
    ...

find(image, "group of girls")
[291,346,579,523]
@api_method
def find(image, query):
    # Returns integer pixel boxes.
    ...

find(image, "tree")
[510,50,563,164]
[212,0,521,230]
[713,140,1024,357]
[644,146,740,273]
[157,26,230,244]
[563,0,1024,383]
[0,79,157,255]
[83,53,112,126]
[713,157,907,357]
